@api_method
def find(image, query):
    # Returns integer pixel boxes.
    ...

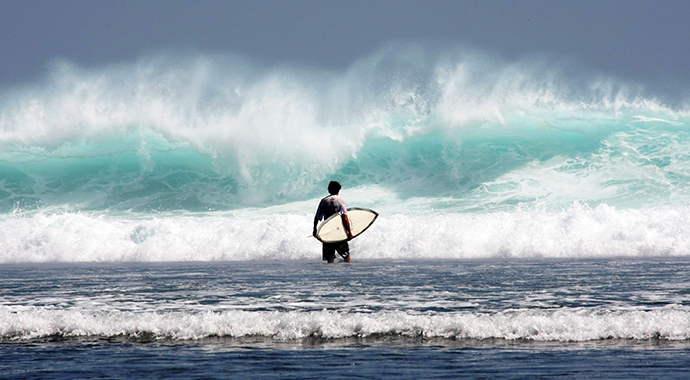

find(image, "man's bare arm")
[313,217,321,241]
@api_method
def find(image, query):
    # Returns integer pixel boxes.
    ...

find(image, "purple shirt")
[314,195,348,222]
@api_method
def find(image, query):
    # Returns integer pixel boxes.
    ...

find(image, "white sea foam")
[1,306,688,342]
[1,202,690,263]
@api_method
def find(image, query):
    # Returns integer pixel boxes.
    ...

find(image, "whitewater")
[2,47,690,378]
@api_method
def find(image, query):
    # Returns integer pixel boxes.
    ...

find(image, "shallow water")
[2,259,690,378]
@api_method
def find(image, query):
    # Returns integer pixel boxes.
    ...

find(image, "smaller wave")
[1,307,688,342]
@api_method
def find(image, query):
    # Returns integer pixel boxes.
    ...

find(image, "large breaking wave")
[1,47,687,213]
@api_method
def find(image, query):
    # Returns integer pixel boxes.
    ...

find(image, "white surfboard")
[316,207,378,243]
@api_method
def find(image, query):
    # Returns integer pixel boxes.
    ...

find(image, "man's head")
[328,181,341,195]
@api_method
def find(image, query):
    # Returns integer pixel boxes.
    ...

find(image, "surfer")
[313,181,354,263]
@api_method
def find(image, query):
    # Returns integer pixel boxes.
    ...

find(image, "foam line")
[2,306,688,342]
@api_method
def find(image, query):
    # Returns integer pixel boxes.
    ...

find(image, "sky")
[1,0,689,101]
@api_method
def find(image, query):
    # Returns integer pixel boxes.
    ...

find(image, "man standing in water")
[313,181,354,263]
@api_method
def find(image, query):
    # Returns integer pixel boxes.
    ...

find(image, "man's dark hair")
[328,181,342,195]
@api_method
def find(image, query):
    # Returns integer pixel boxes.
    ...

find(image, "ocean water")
[2,47,690,378]
[2,260,690,378]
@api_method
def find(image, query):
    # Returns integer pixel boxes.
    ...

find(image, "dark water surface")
[2,258,690,378]
[3,339,690,379]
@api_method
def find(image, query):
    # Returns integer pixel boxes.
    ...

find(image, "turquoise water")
[2,109,689,213]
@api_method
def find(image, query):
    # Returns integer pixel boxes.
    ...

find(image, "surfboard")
[316,207,379,243]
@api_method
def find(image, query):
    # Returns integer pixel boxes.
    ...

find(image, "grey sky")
[1,0,689,100]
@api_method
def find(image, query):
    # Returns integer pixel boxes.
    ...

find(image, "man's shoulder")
[321,194,344,201]
[317,195,334,209]
[332,196,347,211]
